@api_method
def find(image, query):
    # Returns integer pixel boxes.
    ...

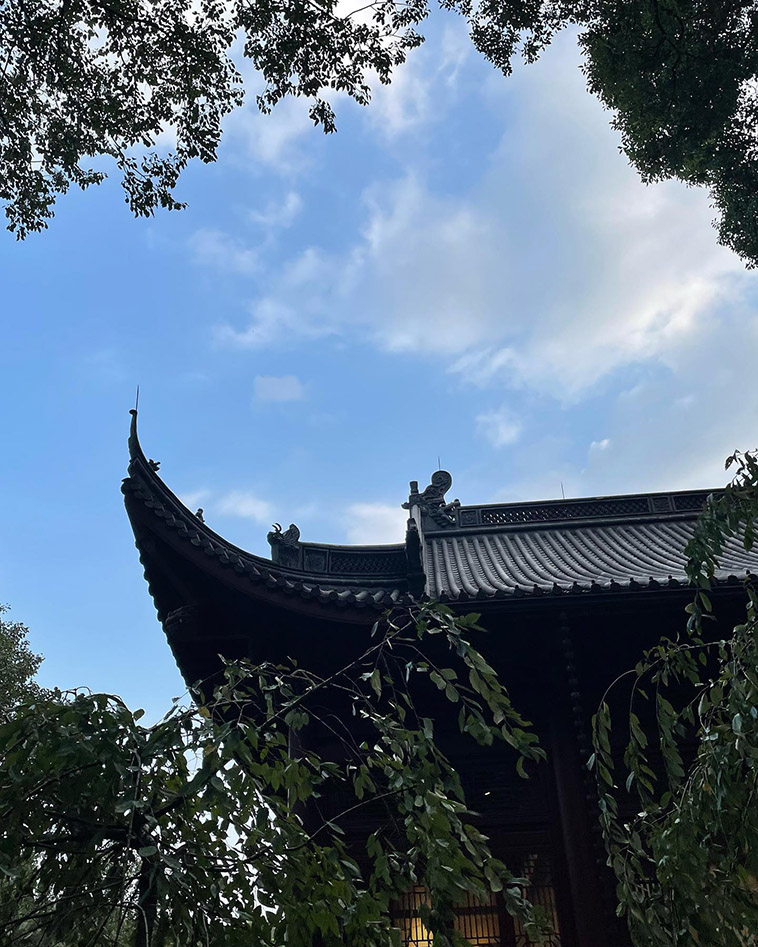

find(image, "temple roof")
[123,411,758,620]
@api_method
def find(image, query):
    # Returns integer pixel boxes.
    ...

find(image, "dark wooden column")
[548,611,615,947]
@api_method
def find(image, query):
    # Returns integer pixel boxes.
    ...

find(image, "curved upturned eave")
[123,411,412,620]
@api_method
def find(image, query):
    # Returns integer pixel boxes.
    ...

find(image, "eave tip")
[128,407,141,461]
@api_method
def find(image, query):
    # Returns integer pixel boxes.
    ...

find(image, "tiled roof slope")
[425,520,758,600]
[401,472,758,601]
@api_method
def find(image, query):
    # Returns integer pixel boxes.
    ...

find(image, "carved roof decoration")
[267,523,301,569]
[404,470,461,528]
[123,412,758,620]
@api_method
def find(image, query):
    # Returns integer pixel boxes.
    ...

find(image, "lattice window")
[455,890,502,946]
[391,886,433,947]
[512,854,561,947]
[391,859,561,947]
[391,887,500,946]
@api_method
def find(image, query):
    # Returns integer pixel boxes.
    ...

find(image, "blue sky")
[2,20,757,718]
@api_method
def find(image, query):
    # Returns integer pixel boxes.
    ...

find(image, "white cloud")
[476,407,522,448]
[220,34,749,388]
[216,491,273,523]
[356,176,500,353]
[344,503,407,544]
[188,229,258,275]
[153,123,178,151]
[480,296,758,502]
[178,489,210,511]
[214,242,353,348]
[589,438,611,454]
[588,306,758,493]
[249,191,303,229]
[352,87,744,395]
[215,289,339,349]
[366,23,472,137]
[439,23,472,86]
[367,58,432,137]
[213,29,758,504]
[224,93,315,171]
[253,374,306,402]
[219,32,749,398]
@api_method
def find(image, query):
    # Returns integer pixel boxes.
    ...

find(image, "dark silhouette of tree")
[591,449,758,945]
[0,604,549,947]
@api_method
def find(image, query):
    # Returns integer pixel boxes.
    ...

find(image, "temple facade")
[123,410,758,947]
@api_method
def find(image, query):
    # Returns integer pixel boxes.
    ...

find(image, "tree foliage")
[0,0,422,236]
[2,0,757,262]
[0,604,44,723]
[578,0,758,268]
[590,449,758,946]
[0,603,550,947]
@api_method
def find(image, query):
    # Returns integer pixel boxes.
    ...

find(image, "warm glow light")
[392,885,500,946]
[390,854,562,946]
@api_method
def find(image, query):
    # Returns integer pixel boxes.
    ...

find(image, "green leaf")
[444,684,459,703]
[429,671,446,690]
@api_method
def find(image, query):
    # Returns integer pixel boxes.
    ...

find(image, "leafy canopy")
[0,604,44,723]
[2,0,757,263]
[0,603,551,947]
[590,449,758,946]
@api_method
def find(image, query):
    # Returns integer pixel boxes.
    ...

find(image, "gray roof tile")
[426,521,758,599]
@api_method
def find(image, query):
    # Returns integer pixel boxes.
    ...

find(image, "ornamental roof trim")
[449,491,713,531]
[406,471,714,535]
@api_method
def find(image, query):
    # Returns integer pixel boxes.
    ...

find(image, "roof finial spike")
[135,384,140,413]
[561,481,565,500]
[437,455,441,471]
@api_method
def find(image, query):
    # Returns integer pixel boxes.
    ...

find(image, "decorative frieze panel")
[267,524,406,579]
[302,548,328,573]
[329,549,407,575]
[452,491,713,531]
[672,492,711,512]
[480,498,649,526]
